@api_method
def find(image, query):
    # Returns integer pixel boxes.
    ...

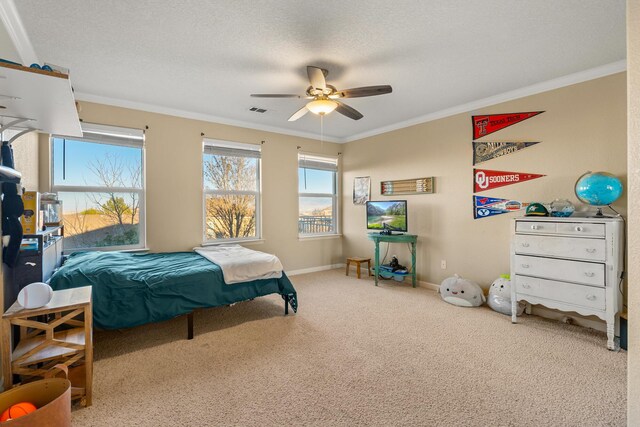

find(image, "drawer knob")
[584,272,595,277]
[521,242,530,248]
[575,226,583,232]
[531,225,539,230]
[522,283,531,289]
[586,248,596,254]
[586,294,596,301]
[521,264,530,269]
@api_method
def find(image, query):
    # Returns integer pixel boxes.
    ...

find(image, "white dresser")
[510,216,624,349]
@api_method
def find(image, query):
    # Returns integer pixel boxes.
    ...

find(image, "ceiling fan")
[251,66,392,121]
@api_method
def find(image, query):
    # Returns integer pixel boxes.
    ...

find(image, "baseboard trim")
[417,280,440,292]
[287,264,345,276]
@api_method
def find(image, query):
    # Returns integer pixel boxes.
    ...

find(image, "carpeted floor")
[72,269,626,426]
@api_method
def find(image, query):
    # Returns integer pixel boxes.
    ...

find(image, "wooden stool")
[346,257,371,279]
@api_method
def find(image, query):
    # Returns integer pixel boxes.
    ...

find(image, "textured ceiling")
[14,0,626,141]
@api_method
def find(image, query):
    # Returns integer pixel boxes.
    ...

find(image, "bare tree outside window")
[53,136,144,250]
[86,153,141,227]
[203,154,258,240]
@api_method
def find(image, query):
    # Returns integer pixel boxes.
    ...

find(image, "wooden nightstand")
[1,286,93,406]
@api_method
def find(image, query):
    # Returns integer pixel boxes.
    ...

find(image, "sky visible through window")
[298,168,335,214]
[53,139,332,218]
[53,138,142,213]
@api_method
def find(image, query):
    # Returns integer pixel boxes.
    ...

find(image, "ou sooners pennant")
[472,111,544,139]
[473,195,530,219]
[474,168,545,192]
[473,141,540,165]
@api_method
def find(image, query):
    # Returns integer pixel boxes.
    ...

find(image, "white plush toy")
[439,274,485,307]
[487,275,525,316]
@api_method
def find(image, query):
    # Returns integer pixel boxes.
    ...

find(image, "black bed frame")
[185,294,292,340]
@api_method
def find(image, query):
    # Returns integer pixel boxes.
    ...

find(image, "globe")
[575,172,623,206]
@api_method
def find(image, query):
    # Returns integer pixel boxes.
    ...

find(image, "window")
[52,123,145,251]
[298,153,338,236]
[203,139,261,242]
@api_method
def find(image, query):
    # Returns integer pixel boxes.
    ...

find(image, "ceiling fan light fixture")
[306,99,338,115]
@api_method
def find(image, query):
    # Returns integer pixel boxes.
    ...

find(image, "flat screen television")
[366,200,408,233]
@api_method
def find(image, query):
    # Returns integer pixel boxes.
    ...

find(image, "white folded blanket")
[194,244,283,284]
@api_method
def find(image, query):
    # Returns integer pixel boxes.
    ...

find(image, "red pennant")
[474,169,545,192]
[472,111,544,139]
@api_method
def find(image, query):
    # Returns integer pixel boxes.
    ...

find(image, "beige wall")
[38,101,343,272]
[627,0,639,424]
[342,73,627,291]
[10,131,39,191]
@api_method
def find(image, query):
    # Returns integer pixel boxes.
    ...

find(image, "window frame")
[297,152,340,237]
[202,138,262,244]
[50,123,146,252]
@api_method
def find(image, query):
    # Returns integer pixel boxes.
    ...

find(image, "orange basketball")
[0,402,37,421]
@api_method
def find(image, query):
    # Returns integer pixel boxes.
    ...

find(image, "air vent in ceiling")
[249,107,267,113]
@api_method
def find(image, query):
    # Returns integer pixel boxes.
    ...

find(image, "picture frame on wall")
[353,176,371,205]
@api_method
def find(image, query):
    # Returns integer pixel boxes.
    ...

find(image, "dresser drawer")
[514,255,605,287]
[514,275,605,311]
[515,221,557,234]
[514,234,606,262]
[556,222,605,237]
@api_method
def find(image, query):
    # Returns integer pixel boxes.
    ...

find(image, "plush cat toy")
[487,275,525,316]
[439,274,485,307]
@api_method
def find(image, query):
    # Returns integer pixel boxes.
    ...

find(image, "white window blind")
[298,153,338,171]
[66,122,145,148]
[203,139,261,158]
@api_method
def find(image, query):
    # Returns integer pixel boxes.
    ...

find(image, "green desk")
[367,233,418,287]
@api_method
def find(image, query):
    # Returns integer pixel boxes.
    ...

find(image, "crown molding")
[343,60,627,143]
[0,2,627,145]
[74,92,341,143]
[78,60,625,145]
[0,0,38,65]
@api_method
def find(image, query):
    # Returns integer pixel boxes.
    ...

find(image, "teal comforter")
[49,251,298,330]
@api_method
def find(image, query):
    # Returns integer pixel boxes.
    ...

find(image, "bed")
[48,250,298,338]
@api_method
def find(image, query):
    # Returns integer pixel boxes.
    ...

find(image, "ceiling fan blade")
[307,66,327,91]
[335,101,363,120]
[288,106,309,121]
[250,94,303,98]
[336,85,392,98]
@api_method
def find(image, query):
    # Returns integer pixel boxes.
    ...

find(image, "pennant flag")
[473,141,541,165]
[474,196,509,207]
[472,111,544,139]
[474,207,509,219]
[473,195,530,211]
[474,168,545,192]
[473,195,529,219]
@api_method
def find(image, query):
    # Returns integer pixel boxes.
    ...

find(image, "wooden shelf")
[12,327,85,365]
[2,286,93,405]
[0,62,81,136]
